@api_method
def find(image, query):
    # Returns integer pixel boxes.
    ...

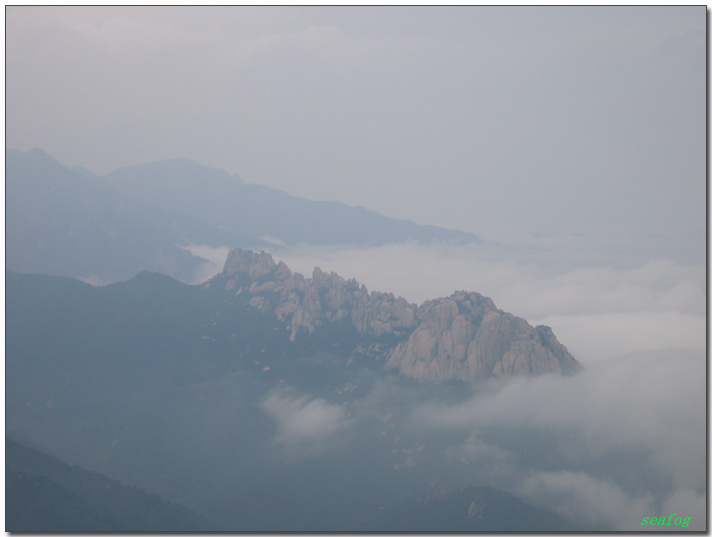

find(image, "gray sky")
[6,6,706,240]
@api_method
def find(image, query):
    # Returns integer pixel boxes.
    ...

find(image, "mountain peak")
[7,147,67,172]
[27,147,51,158]
[386,288,582,381]
[211,248,583,381]
[105,157,244,194]
[223,249,280,280]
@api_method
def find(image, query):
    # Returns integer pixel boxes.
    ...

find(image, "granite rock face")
[211,249,583,381]
[386,291,582,381]
[219,248,417,341]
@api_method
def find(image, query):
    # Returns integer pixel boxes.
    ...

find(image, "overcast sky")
[6,6,706,240]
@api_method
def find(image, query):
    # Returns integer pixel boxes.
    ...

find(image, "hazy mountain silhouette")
[6,437,216,531]
[6,148,248,283]
[7,148,481,285]
[104,157,481,247]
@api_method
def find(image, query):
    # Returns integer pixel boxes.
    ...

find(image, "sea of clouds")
[186,233,705,530]
[267,235,705,365]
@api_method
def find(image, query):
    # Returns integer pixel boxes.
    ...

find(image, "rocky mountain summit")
[217,248,417,341]
[209,248,583,381]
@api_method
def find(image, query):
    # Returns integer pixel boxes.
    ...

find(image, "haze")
[5,6,706,532]
[6,6,705,241]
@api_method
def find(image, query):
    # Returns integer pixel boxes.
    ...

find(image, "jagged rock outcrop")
[385,291,582,381]
[219,248,417,341]
[210,249,583,381]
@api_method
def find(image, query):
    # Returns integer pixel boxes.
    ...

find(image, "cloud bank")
[187,235,704,365]
[269,237,704,364]
[262,391,348,447]
[181,235,704,530]
[410,348,705,530]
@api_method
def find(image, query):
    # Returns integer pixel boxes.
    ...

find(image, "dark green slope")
[7,470,122,532]
[6,270,385,531]
[6,270,382,519]
[367,484,573,531]
[6,270,576,532]
[6,269,386,401]
[6,437,216,531]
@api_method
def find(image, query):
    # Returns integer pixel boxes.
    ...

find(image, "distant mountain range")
[6,148,480,283]
[104,157,480,247]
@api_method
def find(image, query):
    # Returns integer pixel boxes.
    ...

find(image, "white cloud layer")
[411,348,705,530]
[262,391,348,445]
[516,470,654,530]
[180,244,233,284]
[186,235,704,365]
[268,237,704,365]
[416,350,704,477]
[185,235,704,529]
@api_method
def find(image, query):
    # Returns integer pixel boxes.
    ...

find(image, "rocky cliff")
[385,291,582,381]
[209,249,583,381]
[219,248,417,341]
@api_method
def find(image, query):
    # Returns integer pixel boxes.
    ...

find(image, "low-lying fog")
[187,232,705,366]
[181,232,705,530]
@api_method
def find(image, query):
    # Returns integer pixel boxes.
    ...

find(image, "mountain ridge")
[6,437,217,531]
[103,155,482,247]
[208,248,582,381]
[7,148,482,284]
